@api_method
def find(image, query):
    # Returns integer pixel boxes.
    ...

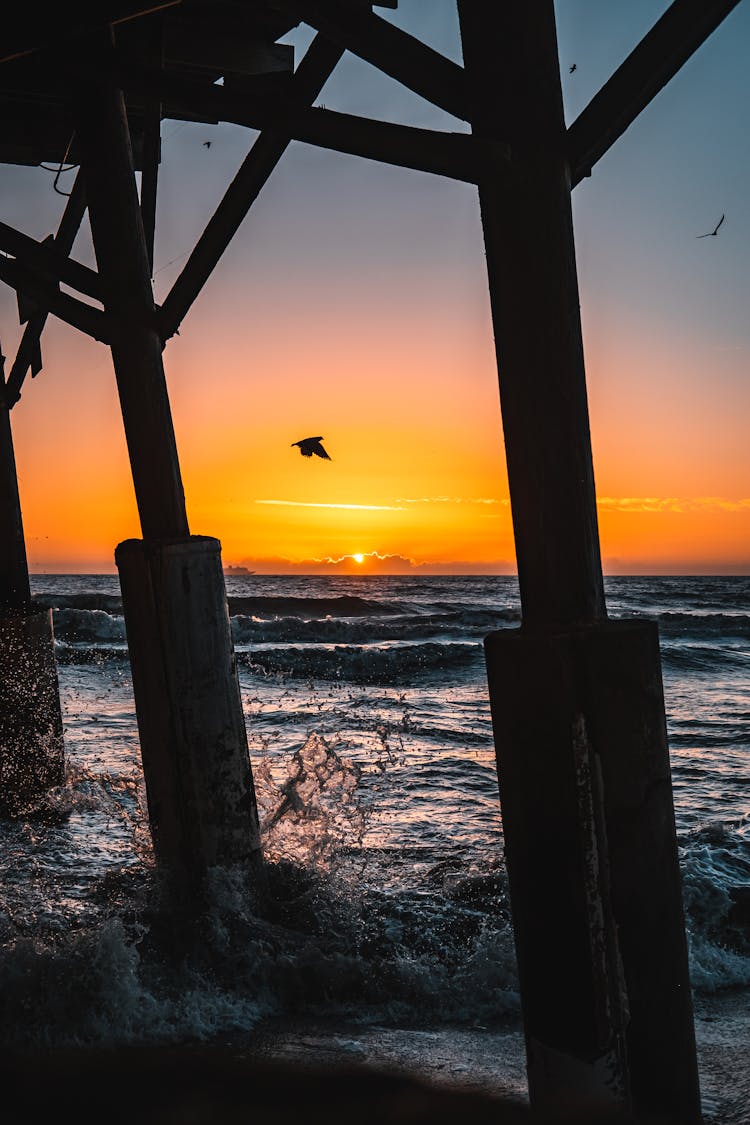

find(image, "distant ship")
[223,566,255,575]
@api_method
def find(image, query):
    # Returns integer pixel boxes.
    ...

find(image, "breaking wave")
[238,643,481,683]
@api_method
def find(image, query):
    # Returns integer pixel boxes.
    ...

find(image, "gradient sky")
[2,1,749,574]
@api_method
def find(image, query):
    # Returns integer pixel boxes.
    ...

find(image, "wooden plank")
[569,0,742,184]
[2,1,182,63]
[0,254,110,342]
[270,0,469,120]
[162,23,293,75]
[5,175,87,406]
[159,34,343,340]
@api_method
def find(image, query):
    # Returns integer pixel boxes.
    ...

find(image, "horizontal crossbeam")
[116,58,491,193]
[568,0,743,184]
[0,254,111,343]
[0,221,102,302]
[270,0,470,121]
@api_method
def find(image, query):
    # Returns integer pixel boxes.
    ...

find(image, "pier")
[1,1,742,1118]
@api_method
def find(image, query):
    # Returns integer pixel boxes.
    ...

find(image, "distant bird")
[292,436,331,460]
[569,63,577,73]
[203,141,212,149]
[697,214,725,238]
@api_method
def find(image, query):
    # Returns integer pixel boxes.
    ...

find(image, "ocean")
[2,575,749,1119]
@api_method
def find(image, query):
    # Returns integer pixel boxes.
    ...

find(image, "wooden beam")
[138,9,164,276]
[270,0,469,120]
[115,57,488,205]
[0,221,102,302]
[2,1,182,63]
[159,33,343,341]
[140,100,161,276]
[458,3,605,627]
[74,54,188,540]
[0,254,110,342]
[569,0,742,184]
[5,176,87,406]
[0,353,31,611]
[460,5,702,1121]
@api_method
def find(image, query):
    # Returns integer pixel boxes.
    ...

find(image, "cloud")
[394,496,509,506]
[597,496,750,514]
[255,500,405,511]
[232,551,516,575]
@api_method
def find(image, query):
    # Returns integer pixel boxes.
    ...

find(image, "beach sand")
[4,990,749,1124]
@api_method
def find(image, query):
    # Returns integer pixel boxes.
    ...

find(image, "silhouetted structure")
[0,0,742,1118]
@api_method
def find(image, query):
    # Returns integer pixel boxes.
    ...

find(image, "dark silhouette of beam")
[3,1,181,63]
[569,0,742,184]
[270,0,469,120]
[159,33,344,341]
[0,221,102,302]
[74,62,188,540]
[0,254,110,343]
[5,176,87,406]
[140,100,162,275]
[113,61,487,241]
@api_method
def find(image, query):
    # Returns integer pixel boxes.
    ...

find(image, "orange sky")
[3,3,750,575]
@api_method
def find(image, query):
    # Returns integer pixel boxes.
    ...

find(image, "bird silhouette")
[292,436,331,460]
[697,214,725,238]
[203,141,212,149]
[569,63,577,73]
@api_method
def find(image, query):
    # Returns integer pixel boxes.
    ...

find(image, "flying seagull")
[292,436,331,460]
[569,63,577,73]
[697,214,725,238]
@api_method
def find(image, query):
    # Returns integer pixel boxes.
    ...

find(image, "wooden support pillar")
[73,52,187,542]
[73,38,264,891]
[0,358,64,813]
[116,537,264,887]
[458,3,701,1121]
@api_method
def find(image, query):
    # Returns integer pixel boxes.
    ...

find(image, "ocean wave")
[228,595,406,619]
[231,608,516,646]
[660,643,750,674]
[55,643,130,665]
[35,593,124,614]
[53,608,126,644]
[239,643,481,684]
[681,819,750,990]
[0,736,519,1046]
[657,611,750,636]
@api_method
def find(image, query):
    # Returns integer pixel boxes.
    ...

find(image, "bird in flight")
[569,63,577,73]
[203,141,212,149]
[292,436,331,460]
[697,214,725,238]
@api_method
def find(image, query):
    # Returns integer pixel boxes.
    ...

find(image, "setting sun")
[352,553,365,564]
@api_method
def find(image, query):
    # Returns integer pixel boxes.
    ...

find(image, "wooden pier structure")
[0,0,742,1117]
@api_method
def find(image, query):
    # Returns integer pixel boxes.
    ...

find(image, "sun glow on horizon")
[352,553,365,564]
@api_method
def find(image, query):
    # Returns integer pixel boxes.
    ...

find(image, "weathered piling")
[73,39,264,891]
[458,2,701,1120]
[0,362,64,813]
[116,537,264,886]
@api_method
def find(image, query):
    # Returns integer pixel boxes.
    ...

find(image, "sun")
[352,553,365,564]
